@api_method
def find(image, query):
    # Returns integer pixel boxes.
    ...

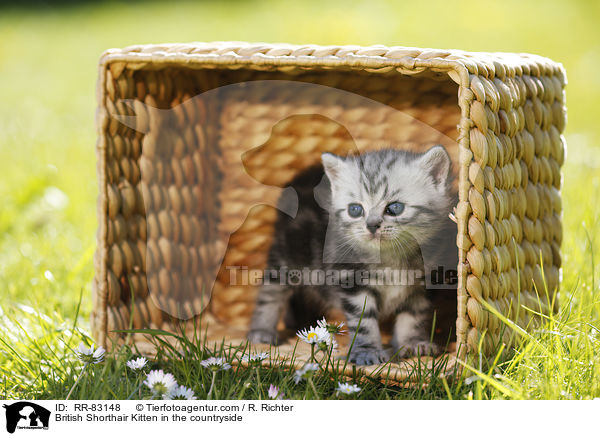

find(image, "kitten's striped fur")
[248,146,458,365]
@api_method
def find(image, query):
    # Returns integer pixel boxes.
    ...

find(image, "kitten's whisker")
[337,239,359,262]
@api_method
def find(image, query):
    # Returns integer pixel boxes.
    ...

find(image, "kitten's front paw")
[348,347,389,366]
[247,329,278,345]
[395,341,440,358]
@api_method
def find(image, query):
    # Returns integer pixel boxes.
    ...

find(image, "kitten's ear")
[420,145,451,187]
[321,152,346,185]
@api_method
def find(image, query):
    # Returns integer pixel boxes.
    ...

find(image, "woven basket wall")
[93,42,566,381]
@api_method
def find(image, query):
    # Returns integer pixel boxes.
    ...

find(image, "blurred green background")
[1,0,599,329]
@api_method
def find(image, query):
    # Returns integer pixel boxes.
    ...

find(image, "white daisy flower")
[268,384,280,399]
[241,352,269,364]
[327,336,339,351]
[166,385,197,400]
[144,370,177,398]
[317,333,339,352]
[317,318,347,335]
[126,357,148,371]
[336,382,361,395]
[75,343,105,364]
[200,357,232,371]
[296,326,331,345]
[293,363,319,384]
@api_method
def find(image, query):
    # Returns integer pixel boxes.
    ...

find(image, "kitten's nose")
[366,218,382,234]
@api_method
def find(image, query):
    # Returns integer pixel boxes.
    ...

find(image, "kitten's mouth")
[369,231,397,239]
[365,233,395,243]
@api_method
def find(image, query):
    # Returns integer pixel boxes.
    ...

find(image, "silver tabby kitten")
[248,146,457,365]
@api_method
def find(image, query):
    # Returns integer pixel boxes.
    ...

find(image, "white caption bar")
[0,400,596,435]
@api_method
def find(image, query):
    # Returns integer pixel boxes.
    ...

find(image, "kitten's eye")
[347,203,364,218]
[385,202,405,216]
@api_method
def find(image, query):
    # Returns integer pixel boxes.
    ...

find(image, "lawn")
[1,0,599,400]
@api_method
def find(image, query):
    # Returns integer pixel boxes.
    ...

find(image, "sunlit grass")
[0,306,467,400]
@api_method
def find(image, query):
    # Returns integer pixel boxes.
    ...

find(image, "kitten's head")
[321,146,455,254]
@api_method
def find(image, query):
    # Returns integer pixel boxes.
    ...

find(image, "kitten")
[248,146,458,365]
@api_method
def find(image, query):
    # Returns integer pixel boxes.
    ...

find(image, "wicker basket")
[92,42,566,382]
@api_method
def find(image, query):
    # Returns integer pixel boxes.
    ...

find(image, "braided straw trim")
[100,42,564,81]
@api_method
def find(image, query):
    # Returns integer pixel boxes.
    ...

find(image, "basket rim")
[98,41,566,86]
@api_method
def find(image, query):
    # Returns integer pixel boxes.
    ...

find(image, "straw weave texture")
[93,42,566,381]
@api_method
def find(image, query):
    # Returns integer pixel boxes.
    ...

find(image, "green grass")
[1,305,468,400]
[1,0,600,400]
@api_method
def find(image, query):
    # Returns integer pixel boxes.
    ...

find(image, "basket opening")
[104,65,462,355]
